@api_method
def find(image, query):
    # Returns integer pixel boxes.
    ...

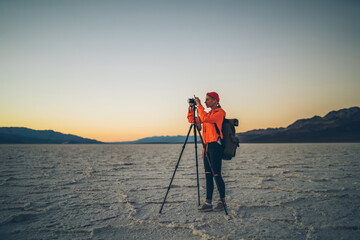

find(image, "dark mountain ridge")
[0,127,102,144]
[115,106,360,144]
[2,107,359,144]
[238,106,360,143]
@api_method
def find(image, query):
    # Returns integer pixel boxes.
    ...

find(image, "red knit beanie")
[207,92,220,102]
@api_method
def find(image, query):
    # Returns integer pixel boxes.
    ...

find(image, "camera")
[188,95,198,106]
[188,98,196,104]
[188,98,196,105]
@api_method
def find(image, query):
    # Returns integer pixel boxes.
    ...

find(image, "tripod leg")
[194,124,200,206]
[159,124,193,214]
[196,127,229,215]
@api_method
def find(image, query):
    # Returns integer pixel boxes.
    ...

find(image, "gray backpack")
[214,118,240,160]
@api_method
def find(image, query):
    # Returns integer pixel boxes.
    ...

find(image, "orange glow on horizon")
[2,103,360,142]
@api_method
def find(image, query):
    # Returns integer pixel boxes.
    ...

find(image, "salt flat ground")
[0,143,359,239]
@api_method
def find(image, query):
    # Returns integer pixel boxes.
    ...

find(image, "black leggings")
[204,142,225,201]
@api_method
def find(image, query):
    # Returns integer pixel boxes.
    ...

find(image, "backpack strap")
[214,116,225,142]
[213,122,221,141]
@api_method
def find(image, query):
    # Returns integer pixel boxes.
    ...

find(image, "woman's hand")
[194,97,201,106]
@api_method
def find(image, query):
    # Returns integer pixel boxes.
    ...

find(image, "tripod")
[159,104,228,215]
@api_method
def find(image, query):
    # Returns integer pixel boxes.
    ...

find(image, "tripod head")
[190,103,197,111]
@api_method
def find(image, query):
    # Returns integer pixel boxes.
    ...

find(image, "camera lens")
[188,98,196,105]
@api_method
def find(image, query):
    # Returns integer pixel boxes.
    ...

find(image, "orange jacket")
[187,105,226,144]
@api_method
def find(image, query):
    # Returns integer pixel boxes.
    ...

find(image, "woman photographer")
[187,92,227,212]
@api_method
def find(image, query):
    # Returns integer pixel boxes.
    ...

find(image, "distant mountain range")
[114,135,201,144]
[116,106,360,144]
[0,127,102,144]
[238,106,360,143]
[1,107,359,144]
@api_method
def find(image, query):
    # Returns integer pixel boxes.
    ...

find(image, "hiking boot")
[213,201,226,212]
[198,203,213,212]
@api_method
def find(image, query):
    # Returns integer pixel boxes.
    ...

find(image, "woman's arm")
[197,105,224,123]
[187,106,201,124]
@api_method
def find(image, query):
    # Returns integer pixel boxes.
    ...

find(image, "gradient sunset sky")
[1,0,359,142]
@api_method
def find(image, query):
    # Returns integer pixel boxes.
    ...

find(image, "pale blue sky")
[1,0,359,141]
